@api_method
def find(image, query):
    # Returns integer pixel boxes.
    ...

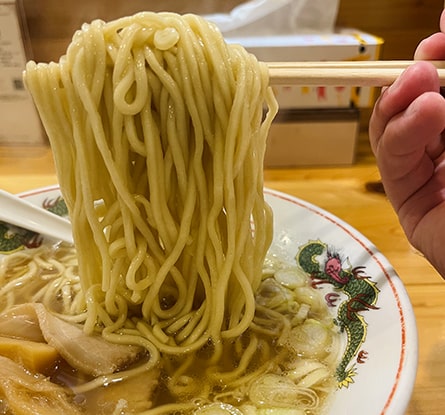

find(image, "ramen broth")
[0,243,340,414]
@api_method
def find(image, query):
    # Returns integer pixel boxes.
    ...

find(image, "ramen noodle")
[0,11,340,414]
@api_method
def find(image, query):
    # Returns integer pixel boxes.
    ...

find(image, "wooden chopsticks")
[267,60,445,86]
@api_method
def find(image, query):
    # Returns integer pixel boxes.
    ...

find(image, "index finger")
[414,10,445,60]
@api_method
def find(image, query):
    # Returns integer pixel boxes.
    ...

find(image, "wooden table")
[0,137,444,414]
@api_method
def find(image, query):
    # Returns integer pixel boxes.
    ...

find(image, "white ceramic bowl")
[265,188,417,415]
[0,186,418,414]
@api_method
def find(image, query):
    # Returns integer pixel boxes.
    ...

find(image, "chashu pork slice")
[0,303,143,376]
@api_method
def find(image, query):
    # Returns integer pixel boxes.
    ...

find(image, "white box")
[226,29,384,109]
[0,0,45,145]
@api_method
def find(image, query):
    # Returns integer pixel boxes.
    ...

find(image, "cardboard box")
[226,29,384,109]
[225,29,381,166]
[0,0,45,145]
[264,108,359,167]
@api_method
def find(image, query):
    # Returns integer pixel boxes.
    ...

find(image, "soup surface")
[0,242,340,415]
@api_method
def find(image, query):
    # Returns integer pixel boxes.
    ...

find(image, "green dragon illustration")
[42,196,68,217]
[0,196,68,254]
[296,240,380,388]
[0,222,42,253]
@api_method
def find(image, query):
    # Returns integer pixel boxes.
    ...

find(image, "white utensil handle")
[0,189,73,244]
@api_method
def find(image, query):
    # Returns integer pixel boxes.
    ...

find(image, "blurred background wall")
[336,0,444,60]
[21,0,444,63]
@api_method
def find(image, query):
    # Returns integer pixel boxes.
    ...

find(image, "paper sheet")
[205,0,340,36]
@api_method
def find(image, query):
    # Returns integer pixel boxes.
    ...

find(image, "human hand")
[369,10,445,277]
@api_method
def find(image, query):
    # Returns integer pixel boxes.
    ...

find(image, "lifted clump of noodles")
[24,11,276,353]
[4,10,342,414]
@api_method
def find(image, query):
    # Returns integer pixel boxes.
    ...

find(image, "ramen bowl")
[0,185,418,415]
